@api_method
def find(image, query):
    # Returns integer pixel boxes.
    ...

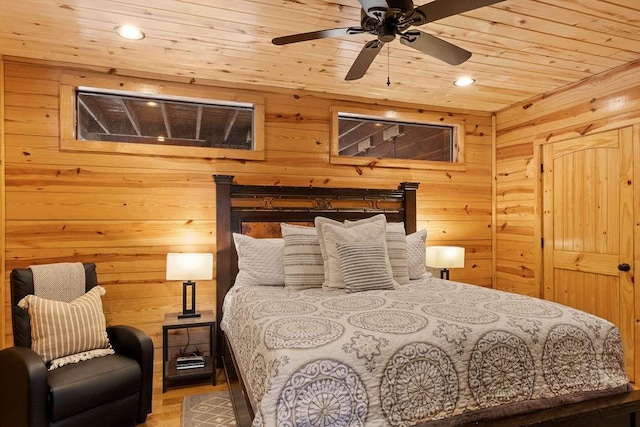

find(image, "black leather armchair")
[0,263,154,427]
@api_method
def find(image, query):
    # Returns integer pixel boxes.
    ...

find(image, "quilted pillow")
[281,223,324,289]
[18,286,112,364]
[317,216,394,289]
[233,233,285,287]
[407,229,431,279]
[337,241,395,293]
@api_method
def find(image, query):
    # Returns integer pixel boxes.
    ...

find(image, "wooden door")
[543,127,635,380]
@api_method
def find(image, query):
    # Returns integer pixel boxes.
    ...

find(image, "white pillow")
[314,216,342,285]
[280,223,324,289]
[407,229,431,279]
[337,241,395,293]
[233,233,284,287]
[317,216,393,289]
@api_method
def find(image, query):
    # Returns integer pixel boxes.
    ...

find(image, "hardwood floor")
[140,365,228,427]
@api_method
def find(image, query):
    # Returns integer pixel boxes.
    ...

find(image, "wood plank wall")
[0,57,6,346]
[495,59,640,381]
[1,58,494,367]
[495,60,640,298]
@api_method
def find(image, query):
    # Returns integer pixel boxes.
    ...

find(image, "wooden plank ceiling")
[0,0,639,112]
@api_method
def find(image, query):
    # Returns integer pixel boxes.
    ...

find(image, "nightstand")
[162,310,216,392]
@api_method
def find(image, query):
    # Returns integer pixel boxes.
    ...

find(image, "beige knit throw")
[29,262,86,302]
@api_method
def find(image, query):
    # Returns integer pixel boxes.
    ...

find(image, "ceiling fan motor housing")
[377,21,397,42]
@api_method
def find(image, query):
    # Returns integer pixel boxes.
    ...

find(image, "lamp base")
[181,280,199,319]
[178,312,201,319]
[440,268,450,280]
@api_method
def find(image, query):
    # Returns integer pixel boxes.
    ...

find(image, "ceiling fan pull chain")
[386,44,390,86]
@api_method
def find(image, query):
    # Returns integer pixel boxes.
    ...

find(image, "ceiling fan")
[272,0,506,81]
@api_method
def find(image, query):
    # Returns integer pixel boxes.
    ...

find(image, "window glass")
[338,115,455,162]
[77,91,254,150]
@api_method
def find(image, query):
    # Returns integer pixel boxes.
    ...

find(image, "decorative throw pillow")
[18,286,112,364]
[315,214,388,288]
[337,241,395,293]
[281,223,324,289]
[314,216,343,286]
[233,233,285,287]
[317,217,394,289]
[407,229,431,279]
[384,222,410,284]
[344,218,409,285]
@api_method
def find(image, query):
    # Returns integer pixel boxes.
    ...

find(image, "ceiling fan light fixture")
[114,25,145,40]
[454,76,475,87]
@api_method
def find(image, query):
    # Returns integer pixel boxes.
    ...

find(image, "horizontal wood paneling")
[5,221,215,249]
[1,59,494,380]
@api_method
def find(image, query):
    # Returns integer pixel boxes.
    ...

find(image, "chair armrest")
[0,346,48,427]
[107,325,152,361]
[107,325,154,422]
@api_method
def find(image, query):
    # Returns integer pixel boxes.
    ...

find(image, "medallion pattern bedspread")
[221,277,631,427]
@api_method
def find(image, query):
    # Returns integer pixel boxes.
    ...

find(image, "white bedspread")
[221,277,631,427]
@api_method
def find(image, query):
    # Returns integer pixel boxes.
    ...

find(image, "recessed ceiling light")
[454,76,475,87]
[114,25,145,40]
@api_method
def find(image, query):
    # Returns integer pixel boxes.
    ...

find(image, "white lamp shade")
[425,246,465,269]
[166,253,213,281]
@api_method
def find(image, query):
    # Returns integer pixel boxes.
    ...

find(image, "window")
[77,92,254,150]
[61,73,265,160]
[331,106,464,170]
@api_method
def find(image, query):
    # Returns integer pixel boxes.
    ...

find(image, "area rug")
[182,390,236,427]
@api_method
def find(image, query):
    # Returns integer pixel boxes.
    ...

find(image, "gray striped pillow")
[337,241,395,293]
[344,219,409,285]
[17,286,111,363]
[281,223,324,289]
[385,222,410,285]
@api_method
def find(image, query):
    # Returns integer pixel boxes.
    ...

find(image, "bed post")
[400,182,419,234]
[213,174,233,366]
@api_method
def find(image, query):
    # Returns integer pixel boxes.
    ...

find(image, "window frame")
[330,105,466,170]
[60,73,265,160]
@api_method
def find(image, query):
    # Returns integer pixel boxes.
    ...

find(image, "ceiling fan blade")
[345,40,384,81]
[400,30,471,65]
[415,0,507,24]
[272,27,355,45]
[358,0,391,18]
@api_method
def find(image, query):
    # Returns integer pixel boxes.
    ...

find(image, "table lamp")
[166,253,213,318]
[425,246,465,280]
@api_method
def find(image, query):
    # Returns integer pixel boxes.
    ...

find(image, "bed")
[213,175,640,427]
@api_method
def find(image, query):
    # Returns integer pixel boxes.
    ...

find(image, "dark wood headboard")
[213,175,419,347]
